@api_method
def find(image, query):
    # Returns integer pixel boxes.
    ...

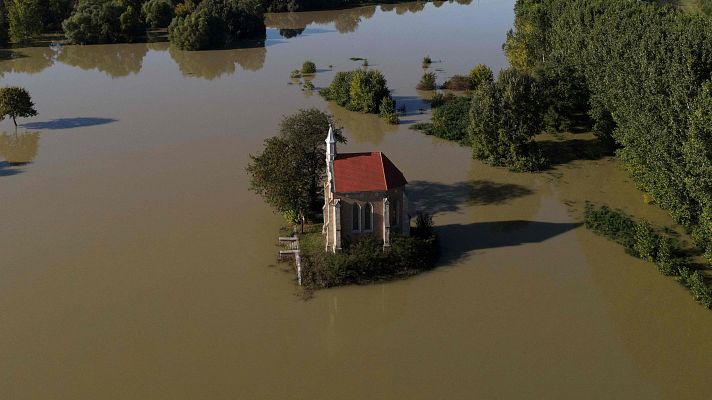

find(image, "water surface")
[1,1,711,399]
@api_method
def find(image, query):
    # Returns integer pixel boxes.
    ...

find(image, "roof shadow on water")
[436,221,583,264]
[21,118,117,130]
[406,179,579,263]
[408,180,534,214]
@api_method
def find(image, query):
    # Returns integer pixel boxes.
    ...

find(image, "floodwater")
[1,1,711,399]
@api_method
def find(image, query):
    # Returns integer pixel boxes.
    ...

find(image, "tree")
[0,0,10,46]
[468,64,493,90]
[301,60,316,74]
[7,0,42,43]
[416,72,436,90]
[468,68,545,171]
[62,0,147,45]
[247,108,345,232]
[142,0,175,29]
[0,87,38,127]
[168,0,266,50]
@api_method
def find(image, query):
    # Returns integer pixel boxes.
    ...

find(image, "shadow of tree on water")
[436,221,582,264]
[0,161,23,177]
[21,118,117,130]
[408,180,534,215]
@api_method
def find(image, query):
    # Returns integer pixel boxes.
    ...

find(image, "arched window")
[364,203,373,231]
[352,203,361,232]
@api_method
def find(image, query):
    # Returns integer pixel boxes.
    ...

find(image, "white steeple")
[325,124,336,192]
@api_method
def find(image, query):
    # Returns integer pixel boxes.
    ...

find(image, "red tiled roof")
[333,152,407,193]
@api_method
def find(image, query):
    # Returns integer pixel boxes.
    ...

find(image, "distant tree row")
[0,0,455,49]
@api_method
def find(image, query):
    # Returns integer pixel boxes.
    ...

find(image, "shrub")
[303,81,314,91]
[301,232,438,289]
[584,203,712,309]
[442,74,471,91]
[428,92,455,109]
[632,220,658,261]
[422,55,432,67]
[321,68,396,123]
[379,96,398,124]
[416,72,437,90]
[63,0,147,45]
[290,69,301,79]
[142,0,175,29]
[428,95,470,143]
[301,60,316,74]
[168,0,266,51]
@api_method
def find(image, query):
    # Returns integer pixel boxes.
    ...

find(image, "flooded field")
[1,1,711,399]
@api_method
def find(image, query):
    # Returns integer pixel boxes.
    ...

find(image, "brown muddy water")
[1,1,711,399]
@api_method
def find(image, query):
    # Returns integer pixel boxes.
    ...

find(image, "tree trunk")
[12,116,17,127]
[300,213,305,234]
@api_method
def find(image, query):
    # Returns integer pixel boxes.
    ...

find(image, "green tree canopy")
[168,0,266,50]
[62,0,147,45]
[469,68,544,171]
[0,87,38,127]
[247,108,345,230]
[7,0,42,43]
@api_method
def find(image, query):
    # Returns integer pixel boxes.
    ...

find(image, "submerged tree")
[247,108,345,231]
[0,87,38,127]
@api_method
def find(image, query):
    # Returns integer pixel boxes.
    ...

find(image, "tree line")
[0,0,432,50]
[503,0,712,264]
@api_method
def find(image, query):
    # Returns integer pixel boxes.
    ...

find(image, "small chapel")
[322,126,410,252]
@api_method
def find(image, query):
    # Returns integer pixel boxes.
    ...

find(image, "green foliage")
[468,64,493,90]
[168,0,266,50]
[63,0,147,44]
[536,64,589,134]
[416,72,437,90]
[142,0,175,29]
[302,80,314,91]
[422,55,432,67]
[584,203,712,309]
[469,68,546,171]
[507,0,712,253]
[378,96,398,124]
[290,69,301,79]
[247,108,345,223]
[7,0,42,43]
[320,68,396,123]
[302,232,439,289]
[416,94,471,143]
[301,60,316,74]
[441,74,471,91]
[0,86,38,126]
[0,1,9,46]
[633,220,658,262]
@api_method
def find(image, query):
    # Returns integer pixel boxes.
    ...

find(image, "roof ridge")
[378,152,387,189]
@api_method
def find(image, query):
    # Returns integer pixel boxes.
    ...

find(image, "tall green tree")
[7,0,42,43]
[469,68,544,171]
[0,87,38,127]
[247,108,345,231]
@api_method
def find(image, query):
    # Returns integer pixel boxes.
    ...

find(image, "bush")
[301,60,316,74]
[290,69,301,79]
[584,203,712,309]
[320,68,396,123]
[422,55,432,67]
[379,96,398,124]
[442,74,471,91]
[142,0,175,29]
[168,0,266,50]
[418,95,471,143]
[632,220,658,262]
[63,0,147,44]
[416,72,437,90]
[301,232,438,289]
